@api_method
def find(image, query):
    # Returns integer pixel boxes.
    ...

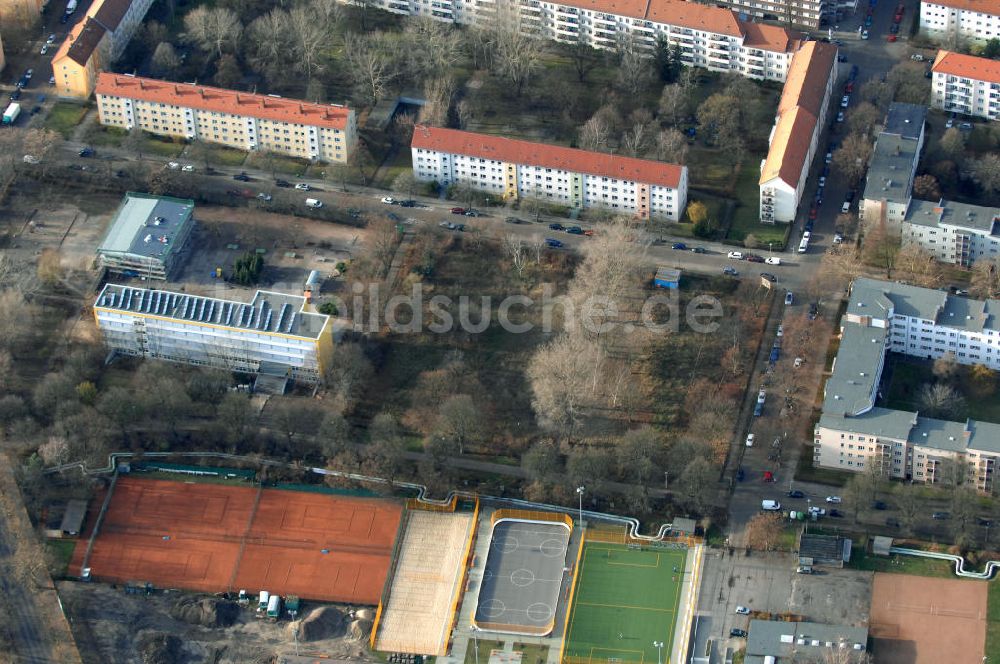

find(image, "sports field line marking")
[589,646,645,664]
[575,601,676,613]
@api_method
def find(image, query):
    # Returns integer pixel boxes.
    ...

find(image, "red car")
[450,207,466,214]
[845,82,854,93]
[887,34,897,41]
[809,207,818,220]
[894,13,902,21]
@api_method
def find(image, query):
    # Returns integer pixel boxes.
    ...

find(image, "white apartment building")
[920,0,1000,41]
[903,198,1000,266]
[860,103,926,226]
[94,284,335,385]
[814,278,1000,491]
[411,125,688,221]
[355,0,801,82]
[95,74,357,163]
[759,40,838,224]
[931,50,1000,121]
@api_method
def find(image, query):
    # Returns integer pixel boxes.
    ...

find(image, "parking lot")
[692,550,873,661]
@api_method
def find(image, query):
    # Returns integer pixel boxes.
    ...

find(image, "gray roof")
[905,198,1000,234]
[95,284,330,339]
[798,533,850,564]
[819,407,917,441]
[822,322,887,416]
[907,417,970,452]
[746,620,868,660]
[883,102,927,140]
[97,193,195,262]
[849,277,947,322]
[59,499,87,534]
[968,420,1000,453]
[862,133,922,205]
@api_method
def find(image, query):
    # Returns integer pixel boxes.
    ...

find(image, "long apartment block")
[411,125,688,221]
[354,0,801,81]
[95,73,357,163]
[814,278,1000,491]
[860,103,926,226]
[920,0,1000,41]
[758,40,838,224]
[931,50,1000,121]
[94,284,335,384]
[903,198,1000,266]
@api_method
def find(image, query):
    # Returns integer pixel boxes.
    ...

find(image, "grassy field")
[883,357,1000,422]
[464,639,503,664]
[84,124,128,147]
[726,163,789,248]
[563,541,686,664]
[204,145,249,167]
[142,137,185,158]
[44,102,89,139]
[987,580,1000,662]
[46,539,77,578]
[847,547,956,578]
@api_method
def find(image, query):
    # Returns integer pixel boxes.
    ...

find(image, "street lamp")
[576,486,585,525]
[471,626,480,664]
[653,641,664,664]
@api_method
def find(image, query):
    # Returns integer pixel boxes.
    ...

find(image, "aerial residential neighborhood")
[5,0,1000,660]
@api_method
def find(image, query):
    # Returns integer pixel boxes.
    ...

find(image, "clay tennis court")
[72,478,402,604]
[870,573,987,664]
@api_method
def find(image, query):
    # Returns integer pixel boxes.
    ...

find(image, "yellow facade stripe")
[93,306,323,344]
[558,527,586,664]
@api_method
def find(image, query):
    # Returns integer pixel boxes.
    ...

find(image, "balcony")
[556,5,577,14]
[387,0,409,10]
[519,0,542,11]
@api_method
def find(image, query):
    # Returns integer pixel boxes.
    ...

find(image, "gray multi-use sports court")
[473,519,571,635]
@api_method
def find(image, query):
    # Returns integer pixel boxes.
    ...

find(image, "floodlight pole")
[653,640,664,664]
[472,626,480,664]
[576,486,585,526]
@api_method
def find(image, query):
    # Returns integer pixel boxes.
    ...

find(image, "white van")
[257,591,269,616]
[798,237,809,254]
[841,201,850,213]
[761,500,781,511]
[305,198,323,208]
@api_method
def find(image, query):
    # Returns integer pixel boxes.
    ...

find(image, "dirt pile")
[290,606,345,641]
[137,632,183,664]
[349,619,373,641]
[170,596,240,628]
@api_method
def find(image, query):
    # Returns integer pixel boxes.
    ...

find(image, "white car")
[777,324,784,337]
[745,433,755,447]
[46,34,56,44]
[381,196,396,204]
[166,161,180,170]
[40,44,49,55]
[862,30,869,39]
[794,357,804,368]
[840,95,850,108]
[757,389,766,404]
[836,111,844,123]
[22,154,39,164]
[818,176,826,188]
[825,152,833,164]
[946,118,955,129]
[825,495,842,504]
[735,606,751,615]
[765,256,781,265]
[181,164,194,172]
[727,251,744,260]
[295,183,311,191]
[808,506,826,517]
[784,291,793,305]
[257,192,272,201]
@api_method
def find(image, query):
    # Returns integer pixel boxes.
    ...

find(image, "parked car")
[861,30,869,39]
[464,209,481,217]
[959,122,973,131]
[566,226,584,235]
[785,291,794,305]
[691,246,707,254]
[932,511,950,519]
[77,147,94,157]
[723,266,739,276]
[840,95,850,108]
[826,495,842,503]
[787,490,805,498]
[730,629,748,638]
[825,152,833,164]
[8,89,20,101]
[766,256,781,265]
[745,433,755,447]
[830,509,844,518]
[890,23,900,33]
[746,254,765,263]
[671,242,687,250]
[760,272,777,282]
[181,164,194,172]
[887,34,897,41]
[167,161,181,170]
[797,566,813,574]
[911,53,926,62]
[275,179,291,187]
[233,172,251,182]
[381,196,397,204]
[549,223,565,231]
[505,216,526,224]
[836,111,844,123]
[808,303,819,320]
[295,183,311,191]
[808,506,826,517]
[257,192,272,202]
[735,606,750,615]
[399,199,416,207]
[776,324,784,337]
[40,43,49,55]
[450,207,467,215]
[727,251,744,260]
[818,176,827,188]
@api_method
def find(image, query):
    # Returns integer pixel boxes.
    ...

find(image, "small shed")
[654,266,681,289]
[872,535,893,556]
[673,517,697,535]
[60,499,88,537]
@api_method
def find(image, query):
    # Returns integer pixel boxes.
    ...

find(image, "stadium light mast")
[653,641,664,664]
[576,486,585,526]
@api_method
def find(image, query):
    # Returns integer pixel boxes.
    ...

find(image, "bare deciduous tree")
[656,128,688,164]
[528,334,604,436]
[971,257,1000,299]
[184,6,243,58]
[151,42,181,78]
[614,34,652,95]
[833,131,874,185]
[503,233,528,278]
[487,3,543,97]
[657,83,687,126]
[918,382,966,418]
[745,512,784,551]
[434,394,481,454]
[579,114,611,152]
[343,32,398,105]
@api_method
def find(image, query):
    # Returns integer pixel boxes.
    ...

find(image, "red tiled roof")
[759,106,818,187]
[933,49,1000,84]
[411,125,684,189]
[552,0,744,37]
[53,17,106,67]
[90,0,131,31]
[922,0,1000,14]
[742,22,801,53]
[95,74,353,129]
[778,40,838,117]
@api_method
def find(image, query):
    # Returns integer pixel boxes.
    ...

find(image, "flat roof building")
[96,193,195,280]
[860,103,926,227]
[903,198,1000,266]
[745,619,868,663]
[815,278,1000,490]
[94,284,334,385]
